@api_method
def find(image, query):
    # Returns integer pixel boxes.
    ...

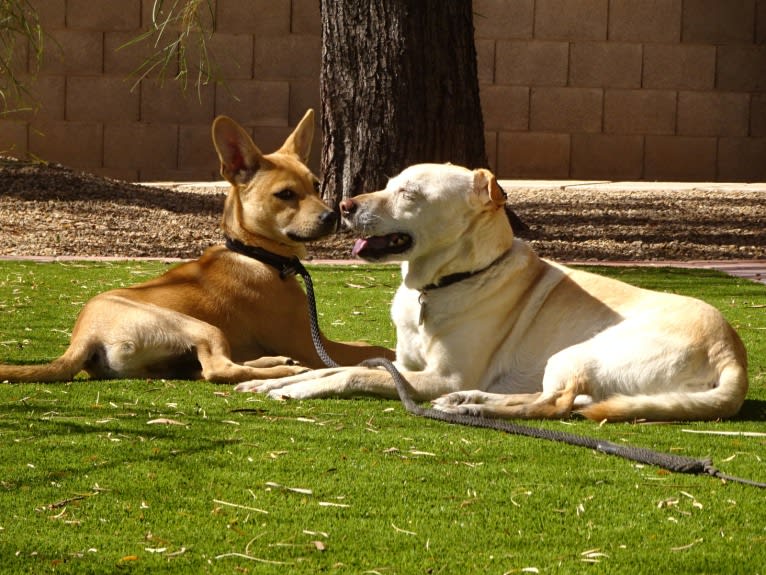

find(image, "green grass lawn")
[0,261,764,574]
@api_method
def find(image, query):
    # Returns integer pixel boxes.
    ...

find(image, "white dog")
[236,164,749,422]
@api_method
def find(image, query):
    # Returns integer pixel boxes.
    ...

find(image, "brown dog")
[0,110,393,383]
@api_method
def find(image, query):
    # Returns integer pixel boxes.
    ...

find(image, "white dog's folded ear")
[473,168,507,208]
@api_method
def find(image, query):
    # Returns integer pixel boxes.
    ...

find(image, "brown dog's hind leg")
[193,330,308,383]
[100,299,309,383]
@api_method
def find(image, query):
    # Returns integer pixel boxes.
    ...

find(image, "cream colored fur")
[236,163,748,422]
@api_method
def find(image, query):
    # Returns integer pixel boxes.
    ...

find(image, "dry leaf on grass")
[212,499,269,514]
[265,481,313,495]
[146,418,187,426]
[671,538,704,552]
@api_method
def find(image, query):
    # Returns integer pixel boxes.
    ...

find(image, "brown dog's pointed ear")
[473,168,507,208]
[212,116,264,185]
[278,109,315,164]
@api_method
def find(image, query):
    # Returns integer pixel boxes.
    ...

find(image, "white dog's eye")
[398,188,419,202]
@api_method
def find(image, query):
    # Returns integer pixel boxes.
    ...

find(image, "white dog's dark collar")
[417,250,510,326]
[421,249,510,292]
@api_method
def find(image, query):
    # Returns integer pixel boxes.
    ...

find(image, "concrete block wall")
[1,0,321,181]
[476,0,766,181]
[0,0,764,182]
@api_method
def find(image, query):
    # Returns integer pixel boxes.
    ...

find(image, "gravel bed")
[1,158,764,262]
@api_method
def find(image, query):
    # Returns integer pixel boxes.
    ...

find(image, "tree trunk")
[319,0,488,203]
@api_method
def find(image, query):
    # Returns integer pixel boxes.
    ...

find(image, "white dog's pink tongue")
[352,238,368,257]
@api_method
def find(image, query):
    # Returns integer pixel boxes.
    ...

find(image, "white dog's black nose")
[339,198,357,217]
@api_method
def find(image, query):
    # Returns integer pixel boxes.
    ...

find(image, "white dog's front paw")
[433,391,480,408]
[236,368,352,399]
[432,400,485,417]
[234,378,286,393]
[234,380,261,393]
[267,387,295,400]
[266,380,340,400]
[432,392,489,416]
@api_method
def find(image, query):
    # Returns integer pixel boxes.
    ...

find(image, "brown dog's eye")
[274,189,296,201]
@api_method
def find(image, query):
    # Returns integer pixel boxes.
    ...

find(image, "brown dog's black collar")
[225,236,306,279]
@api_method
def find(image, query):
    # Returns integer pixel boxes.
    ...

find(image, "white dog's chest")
[390,259,574,393]
[391,288,429,370]
[392,281,516,384]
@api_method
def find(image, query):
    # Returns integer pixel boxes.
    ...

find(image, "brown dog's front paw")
[286,365,311,375]
[272,356,301,366]
[244,356,301,369]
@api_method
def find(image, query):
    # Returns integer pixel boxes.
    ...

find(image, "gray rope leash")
[294,260,340,369]
[363,358,766,487]
[296,267,766,488]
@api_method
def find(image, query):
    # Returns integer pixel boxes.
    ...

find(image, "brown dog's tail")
[578,360,749,423]
[0,345,90,383]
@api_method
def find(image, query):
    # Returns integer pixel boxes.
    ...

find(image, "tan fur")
[0,111,393,384]
[238,163,748,423]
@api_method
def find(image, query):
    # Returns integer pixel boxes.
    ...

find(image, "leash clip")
[279,258,303,279]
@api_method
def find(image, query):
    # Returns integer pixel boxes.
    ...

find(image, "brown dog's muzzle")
[319,209,338,233]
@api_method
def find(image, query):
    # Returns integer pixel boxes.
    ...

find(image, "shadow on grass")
[733,398,766,421]
[0,399,254,490]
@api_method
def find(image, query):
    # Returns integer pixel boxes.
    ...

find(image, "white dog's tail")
[578,361,749,422]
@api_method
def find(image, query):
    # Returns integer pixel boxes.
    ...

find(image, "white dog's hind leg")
[433,390,541,410]
[433,347,590,419]
[433,389,578,419]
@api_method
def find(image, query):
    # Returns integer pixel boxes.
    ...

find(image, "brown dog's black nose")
[320,210,338,226]
[339,198,356,217]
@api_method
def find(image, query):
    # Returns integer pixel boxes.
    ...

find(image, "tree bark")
[319,0,488,203]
